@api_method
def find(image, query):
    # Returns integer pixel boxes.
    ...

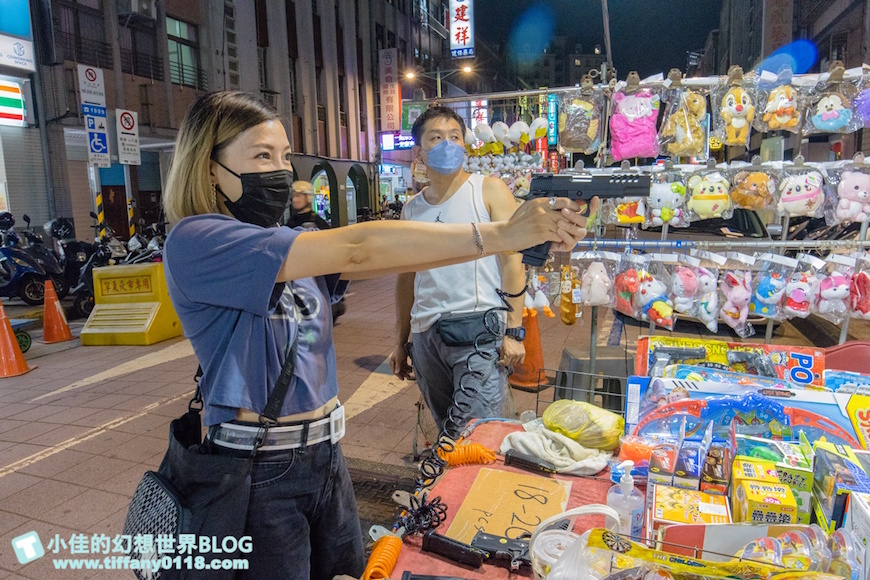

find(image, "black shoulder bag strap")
[192,328,300,433]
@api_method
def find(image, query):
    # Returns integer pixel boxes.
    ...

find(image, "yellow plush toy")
[720,85,755,146]
[661,89,706,157]
[687,172,732,220]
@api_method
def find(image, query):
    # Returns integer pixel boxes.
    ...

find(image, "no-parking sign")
[115,109,140,165]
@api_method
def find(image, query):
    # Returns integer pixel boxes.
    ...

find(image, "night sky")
[475,0,723,79]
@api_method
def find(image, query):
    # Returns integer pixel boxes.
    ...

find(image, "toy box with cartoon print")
[731,430,814,524]
[847,491,870,579]
[730,458,798,524]
[635,336,825,387]
[809,440,870,534]
[623,376,866,451]
[673,423,713,490]
[648,484,731,541]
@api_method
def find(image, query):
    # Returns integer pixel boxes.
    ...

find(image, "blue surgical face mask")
[424,139,466,175]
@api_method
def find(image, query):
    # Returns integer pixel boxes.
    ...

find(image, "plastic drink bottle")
[607,460,645,538]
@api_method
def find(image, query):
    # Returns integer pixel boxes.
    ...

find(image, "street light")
[404,65,474,99]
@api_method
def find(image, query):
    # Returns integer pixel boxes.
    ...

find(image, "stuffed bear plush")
[777,171,824,217]
[610,89,660,161]
[731,171,775,211]
[835,170,870,223]
[660,89,706,157]
[687,172,732,219]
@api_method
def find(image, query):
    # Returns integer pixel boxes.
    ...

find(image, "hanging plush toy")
[835,170,870,223]
[718,66,755,148]
[647,181,686,227]
[559,75,603,154]
[818,271,852,318]
[581,262,613,307]
[659,79,707,158]
[777,171,825,217]
[614,268,640,317]
[806,61,859,135]
[696,267,719,333]
[720,271,753,333]
[687,171,732,220]
[509,121,530,149]
[560,264,579,325]
[492,121,513,151]
[851,270,870,320]
[530,117,548,141]
[749,272,787,318]
[670,266,699,314]
[762,84,800,131]
[637,271,675,329]
[610,71,661,161]
[731,171,776,211]
[783,272,817,319]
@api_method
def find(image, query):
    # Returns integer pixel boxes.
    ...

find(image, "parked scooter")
[45,217,94,300]
[70,212,116,319]
[0,212,47,305]
[20,214,68,298]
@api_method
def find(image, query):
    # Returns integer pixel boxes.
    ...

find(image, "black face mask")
[214,160,293,228]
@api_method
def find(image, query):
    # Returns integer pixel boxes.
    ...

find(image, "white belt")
[211,405,345,451]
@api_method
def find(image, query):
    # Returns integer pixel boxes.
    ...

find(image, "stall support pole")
[764,215,790,344]
[839,221,869,344]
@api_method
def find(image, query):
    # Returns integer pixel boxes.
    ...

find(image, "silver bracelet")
[470,222,486,256]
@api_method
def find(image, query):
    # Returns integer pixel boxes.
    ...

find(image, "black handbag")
[436,311,500,347]
[122,335,299,580]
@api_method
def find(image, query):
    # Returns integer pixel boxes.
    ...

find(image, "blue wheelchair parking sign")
[88,131,108,153]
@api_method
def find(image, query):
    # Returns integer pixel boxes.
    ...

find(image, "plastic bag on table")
[542,399,624,451]
[529,506,620,580]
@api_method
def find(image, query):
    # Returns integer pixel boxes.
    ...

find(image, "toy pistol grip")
[634,399,706,436]
[521,241,552,267]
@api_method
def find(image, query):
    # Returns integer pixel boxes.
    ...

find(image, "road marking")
[342,359,411,420]
[31,340,196,402]
[0,391,192,478]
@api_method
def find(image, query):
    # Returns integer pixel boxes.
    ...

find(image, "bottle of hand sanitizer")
[607,460,645,538]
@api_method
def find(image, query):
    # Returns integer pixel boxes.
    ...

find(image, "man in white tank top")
[389,106,527,434]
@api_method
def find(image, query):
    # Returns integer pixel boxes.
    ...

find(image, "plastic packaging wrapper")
[754,67,802,134]
[783,253,824,319]
[559,263,581,325]
[574,250,620,308]
[529,507,619,580]
[719,253,756,338]
[713,66,755,149]
[729,164,777,211]
[606,196,647,225]
[804,61,860,135]
[542,399,624,451]
[637,258,676,331]
[748,253,798,321]
[690,249,727,334]
[669,256,701,319]
[658,75,708,158]
[829,165,870,225]
[828,529,862,579]
[559,77,605,155]
[610,74,661,161]
[645,165,688,228]
[814,253,856,325]
[849,254,870,320]
[776,164,826,219]
[686,168,733,221]
[613,253,646,319]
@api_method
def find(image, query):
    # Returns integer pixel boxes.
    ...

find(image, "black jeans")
[209,438,365,580]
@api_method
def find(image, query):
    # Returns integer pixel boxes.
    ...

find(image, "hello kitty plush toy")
[670,266,699,314]
[835,170,870,223]
[648,182,687,227]
[720,271,753,331]
[817,272,851,317]
[581,262,613,306]
[777,171,824,217]
[610,72,660,161]
[696,267,719,332]
[637,272,675,328]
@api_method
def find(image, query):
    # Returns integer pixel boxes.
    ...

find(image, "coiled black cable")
[398,283,527,535]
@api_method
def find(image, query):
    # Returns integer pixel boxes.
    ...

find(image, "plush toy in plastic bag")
[719,253,756,338]
[815,253,856,325]
[805,61,860,135]
[749,253,798,320]
[637,259,676,330]
[560,263,581,325]
[559,76,604,155]
[777,161,826,219]
[645,163,687,228]
[729,159,777,211]
[610,72,661,161]
[542,399,624,451]
[832,165,870,224]
[575,250,619,308]
[686,165,732,221]
[670,257,701,318]
[849,255,870,320]
[755,67,802,133]
[783,254,824,319]
[715,66,755,148]
[614,253,645,319]
[658,69,708,158]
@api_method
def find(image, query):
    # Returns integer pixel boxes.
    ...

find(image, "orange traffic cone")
[509,309,545,392]
[0,301,32,377]
[43,279,74,344]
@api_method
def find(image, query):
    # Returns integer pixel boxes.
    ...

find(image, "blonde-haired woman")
[162,91,594,579]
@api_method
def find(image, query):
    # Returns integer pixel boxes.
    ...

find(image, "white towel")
[500,427,611,476]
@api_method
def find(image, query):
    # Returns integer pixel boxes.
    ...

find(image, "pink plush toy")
[817,272,851,318]
[610,90,660,161]
[670,266,699,314]
[719,271,752,331]
[835,170,870,223]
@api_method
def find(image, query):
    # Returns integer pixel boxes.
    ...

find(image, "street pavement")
[0,275,867,578]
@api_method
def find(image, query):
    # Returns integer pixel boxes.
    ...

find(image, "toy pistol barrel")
[520,172,652,267]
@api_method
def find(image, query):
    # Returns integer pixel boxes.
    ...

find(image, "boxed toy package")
[648,484,731,541]
[700,443,732,495]
[731,457,798,524]
[810,441,870,533]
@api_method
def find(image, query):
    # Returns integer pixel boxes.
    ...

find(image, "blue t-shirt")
[164,214,345,426]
